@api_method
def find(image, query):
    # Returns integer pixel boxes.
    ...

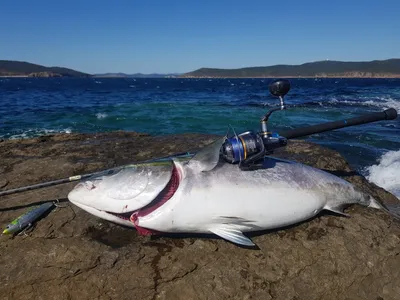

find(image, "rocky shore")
[27,72,63,78]
[0,72,64,78]
[0,132,399,300]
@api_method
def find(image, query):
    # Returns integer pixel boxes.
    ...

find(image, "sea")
[0,77,399,199]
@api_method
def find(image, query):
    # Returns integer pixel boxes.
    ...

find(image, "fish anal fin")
[324,204,351,217]
[188,137,226,172]
[208,224,255,247]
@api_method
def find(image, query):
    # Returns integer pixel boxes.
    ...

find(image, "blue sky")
[0,0,399,74]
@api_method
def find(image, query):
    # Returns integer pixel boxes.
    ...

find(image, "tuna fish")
[68,137,381,246]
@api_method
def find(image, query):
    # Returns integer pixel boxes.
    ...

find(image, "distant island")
[181,59,400,78]
[93,72,181,78]
[0,60,90,77]
[1,58,400,78]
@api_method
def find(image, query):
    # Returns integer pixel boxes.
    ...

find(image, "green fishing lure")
[2,202,55,235]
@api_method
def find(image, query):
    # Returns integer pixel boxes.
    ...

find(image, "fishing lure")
[2,201,55,235]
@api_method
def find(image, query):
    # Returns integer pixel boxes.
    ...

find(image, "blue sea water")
[0,77,399,197]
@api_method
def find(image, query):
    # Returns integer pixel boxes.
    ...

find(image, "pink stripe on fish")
[131,166,181,235]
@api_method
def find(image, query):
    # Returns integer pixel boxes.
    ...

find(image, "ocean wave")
[362,97,400,112]
[4,128,72,140]
[236,94,399,111]
[96,113,108,119]
[338,96,399,110]
[366,150,400,199]
[295,96,400,111]
[242,101,275,108]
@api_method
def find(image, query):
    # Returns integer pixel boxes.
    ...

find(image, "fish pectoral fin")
[324,204,351,217]
[208,225,255,247]
[188,136,226,172]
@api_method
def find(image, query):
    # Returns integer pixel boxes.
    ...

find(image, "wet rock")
[0,132,399,300]
[0,178,8,189]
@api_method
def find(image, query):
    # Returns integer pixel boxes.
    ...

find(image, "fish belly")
[138,159,359,234]
[138,184,326,233]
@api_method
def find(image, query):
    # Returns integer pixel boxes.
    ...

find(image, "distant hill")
[93,73,181,78]
[93,73,130,78]
[0,60,90,77]
[182,59,400,78]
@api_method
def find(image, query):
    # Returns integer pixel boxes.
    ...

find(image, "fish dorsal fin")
[208,224,255,247]
[188,137,226,172]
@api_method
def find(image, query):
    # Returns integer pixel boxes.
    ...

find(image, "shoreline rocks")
[0,132,399,300]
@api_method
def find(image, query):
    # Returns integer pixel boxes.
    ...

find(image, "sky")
[0,0,399,74]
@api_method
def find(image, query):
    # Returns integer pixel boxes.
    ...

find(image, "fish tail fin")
[360,192,400,220]
[361,192,392,212]
[359,192,384,210]
[367,197,383,209]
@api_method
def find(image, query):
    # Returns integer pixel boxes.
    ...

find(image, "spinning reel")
[221,79,290,170]
[221,78,398,171]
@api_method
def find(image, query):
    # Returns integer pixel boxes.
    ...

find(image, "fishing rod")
[221,79,398,170]
[280,108,398,139]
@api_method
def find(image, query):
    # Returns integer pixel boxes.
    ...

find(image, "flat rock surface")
[0,132,399,300]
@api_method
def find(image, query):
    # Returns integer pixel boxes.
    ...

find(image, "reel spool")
[221,79,290,169]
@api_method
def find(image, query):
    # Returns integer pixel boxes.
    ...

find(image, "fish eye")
[6,225,10,228]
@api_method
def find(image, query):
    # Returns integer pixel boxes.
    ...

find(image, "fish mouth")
[105,165,181,224]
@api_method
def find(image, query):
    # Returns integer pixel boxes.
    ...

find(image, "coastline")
[0,75,29,78]
[2,75,400,79]
[2,58,400,79]
[179,74,400,79]
[0,132,399,299]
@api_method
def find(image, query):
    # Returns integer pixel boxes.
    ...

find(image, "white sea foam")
[5,128,72,140]
[366,150,400,199]
[361,96,400,112]
[338,96,400,111]
[96,113,108,119]
[326,96,400,111]
[376,97,400,112]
